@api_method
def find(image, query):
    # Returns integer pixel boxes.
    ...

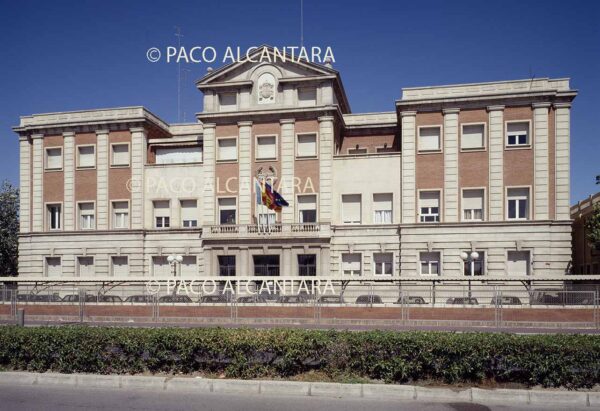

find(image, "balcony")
[203,222,331,239]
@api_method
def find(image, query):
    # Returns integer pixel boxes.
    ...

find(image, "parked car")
[395,296,427,305]
[237,295,267,303]
[277,295,307,304]
[97,295,123,303]
[61,294,98,303]
[124,295,155,303]
[16,294,62,302]
[446,297,479,305]
[490,296,522,305]
[258,291,280,302]
[158,295,193,303]
[200,295,228,304]
[355,295,383,304]
[317,295,344,304]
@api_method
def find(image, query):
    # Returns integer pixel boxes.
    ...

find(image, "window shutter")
[180,256,197,276]
[78,146,95,167]
[153,201,170,217]
[180,200,197,221]
[156,147,202,164]
[461,125,484,149]
[342,194,361,223]
[219,93,237,111]
[374,193,392,210]
[507,251,529,275]
[419,127,440,151]
[152,256,170,277]
[297,134,317,157]
[46,148,62,169]
[298,87,317,106]
[419,191,440,208]
[219,198,236,209]
[257,136,276,159]
[218,139,237,160]
[462,190,484,210]
[297,195,316,211]
[112,144,129,165]
[46,257,62,277]
[78,257,94,276]
[507,122,529,135]
[342,254,361,272]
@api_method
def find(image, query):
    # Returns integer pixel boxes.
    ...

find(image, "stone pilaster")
[443,108,459,222]
[62,131,75,230]
[318,116,334,223]
[202,123,216,225]
[31,134,44,232]
[238,121,252,224]
[400,111,417,223]
[280,119,295,223]
[533,102,551,220]
[554,103,571,220]
[487,105,505,221]
[19,137,31,233]
[96,130,109,230]
[130,127,146,229]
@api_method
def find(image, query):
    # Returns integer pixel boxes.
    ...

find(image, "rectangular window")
[153,200,170,228]
[341,194,361,224]
[47,204,61,230]
[253,255,280,276]
[461,124,485,150]
[217,138,237,161]
[256,136,277,160]
[180,256,197,277]
[298,254,317,276]
[45,257,62,277]
[506,122,530,147]
[373,193,393,224]
[419,191,440,223]
[258,212,276,226]
[420,252,440,275]
[507,250,530,275]
[418,126,441,151]
[374,253,393,275]
[218,256,236,276]
[77,145,95,168]
[218,198,236,225]
[297,133,317,157]
[77,256,94,277]
[155,146,202,164]
[45,148,62,170]
[219,92,237,112]
[111,256,129,276]
[112,201,129,229]
[462,189,484,221]
[348,147,368,155]
[78,202,95,230]
[297,194,317,223]
[463,251,485,276]
[152,256,170,277]
[507,188,529,220]
[111,144,130,166]
[341,253,361,276]
[180,199,198,228]
[298,87,317,106]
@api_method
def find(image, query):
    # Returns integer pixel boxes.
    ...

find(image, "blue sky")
[1,0,598,202]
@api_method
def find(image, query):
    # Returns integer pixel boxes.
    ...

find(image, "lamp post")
[167,254,183,278]
[460,251,479,299]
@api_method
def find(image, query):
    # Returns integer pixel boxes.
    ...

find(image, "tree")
[585,203,600,252]
[0,181,19,276]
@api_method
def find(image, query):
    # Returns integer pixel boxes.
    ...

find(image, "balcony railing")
[204,223,330,239]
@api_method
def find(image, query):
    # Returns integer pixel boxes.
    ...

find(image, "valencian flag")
[256,179,289,212]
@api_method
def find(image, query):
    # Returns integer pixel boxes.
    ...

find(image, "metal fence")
[0,282,598,330]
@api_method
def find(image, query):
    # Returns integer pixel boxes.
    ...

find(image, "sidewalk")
[0,371,597,408]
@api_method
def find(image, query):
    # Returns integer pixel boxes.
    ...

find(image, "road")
[0,382,589,411]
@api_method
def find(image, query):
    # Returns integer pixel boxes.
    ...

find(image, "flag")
[254,179,263,205]
[262,182,288,212]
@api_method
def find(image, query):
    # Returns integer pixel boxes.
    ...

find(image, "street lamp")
[460,251,479,299]
[167,255,183,278]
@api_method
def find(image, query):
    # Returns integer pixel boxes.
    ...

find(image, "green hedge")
[0,326,599,388]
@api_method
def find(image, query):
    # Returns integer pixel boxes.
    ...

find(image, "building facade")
[571,192,600,275]
[14,46,577,280]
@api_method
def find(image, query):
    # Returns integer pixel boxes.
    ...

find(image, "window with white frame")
[77,145,95,168]
[45,257,62,277]
[419,191,440,223]
[341,194,361,224]
[111,256,129,276]
[507,188,529,220]
[258,211,276,226]
[506,122,530,146]
[180,256,197,276]
[507,250,530,275]
[155,146,202,164]
[418,126,441,151]
[297,133,317,157]
[298,87,317,106]
[45,148,62,170]
[462,189,484,221]
[111,144,130,166]
[180,199,198,228]
[374,253,393,275]
[112,201,129,229]
[341,253,361,276]
[217,138,237,161]
[461,124,485,150]
[219,92,237,112]
[373,193,393,224]
[152,256,170,276]
[256,136,277,160]
[153,200,170,228]
[77,256,94,277]
[218,198,236,224]
[420,252,440,275]
[297,194,317,223]
[47,204,61,230]
[78,202,95,230]
[463,251,485,276]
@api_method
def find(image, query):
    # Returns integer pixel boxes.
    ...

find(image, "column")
[400,111,417,223]
[238,121,252,224]
[280,119,295,223]
[63,131,75,231]
[282,247,292,276]
[554,103,571,220]
[240,248,249,276]
[31,134,44,232]
[533,102,551,220]
[318,116,334,222]
[130,127,146,229]
[19,137,31,233]
[202,123,216,225]
[204,248,213,276]
[443,108,459,222]
[320,245,330,276]
[96,130,109,229]
[487,105,505,221]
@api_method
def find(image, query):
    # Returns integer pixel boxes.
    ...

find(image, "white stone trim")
[401,111,417,224]
[31,136,44,232]
[443,109,459,222]
[533,104,550,220]
[238,121,252,224]
[487,106,504,221]
[318,116,334,222]
[96,130,109,230]
[130,128,146,229]
[19,139,31,233]
[554,104,571,219]
[280,119,295,223]
[63,133,75,231]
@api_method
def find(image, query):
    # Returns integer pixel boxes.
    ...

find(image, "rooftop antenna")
[300,0,304,47]
[175,26,184,122]
[528,66,536,90]
[181,68,191,123]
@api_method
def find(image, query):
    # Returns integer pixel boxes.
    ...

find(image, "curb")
[0,371,594,407]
